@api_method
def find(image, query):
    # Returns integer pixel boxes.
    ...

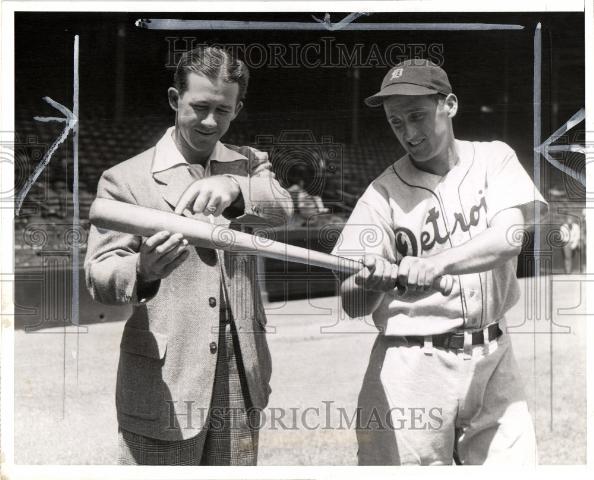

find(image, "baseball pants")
[117,310,260,465]
[356,327,537,465]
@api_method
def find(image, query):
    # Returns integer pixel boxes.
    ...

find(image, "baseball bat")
[89,198,454,295]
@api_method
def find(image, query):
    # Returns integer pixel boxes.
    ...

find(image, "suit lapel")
[152,165,196,212]
[152,164,231,227]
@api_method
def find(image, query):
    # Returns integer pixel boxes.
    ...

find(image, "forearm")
[84,170,158,305]
[222,145,293,226]
[432,210,525,276]
[339,274,385,318]
[225,175,293,226]
[85,249,146,305]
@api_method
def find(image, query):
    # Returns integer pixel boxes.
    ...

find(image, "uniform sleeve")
[485,141,548,225]
[331,183,396,263]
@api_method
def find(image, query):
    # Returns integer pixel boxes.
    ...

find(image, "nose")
[201,112,217,129]
[403,123,417,142]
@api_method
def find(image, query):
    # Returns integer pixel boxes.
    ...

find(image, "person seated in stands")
[560,214,581,274]
[287,178,329,225]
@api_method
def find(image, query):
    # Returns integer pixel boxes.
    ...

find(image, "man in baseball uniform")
[333,59,545,465]
[85,46,292,465]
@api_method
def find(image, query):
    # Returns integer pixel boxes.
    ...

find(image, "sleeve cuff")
[130,255,161,305]
[223,174,265,223]
[222,174,246,219]
[135,278,161,304]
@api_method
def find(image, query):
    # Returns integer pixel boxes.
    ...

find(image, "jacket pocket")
[117,326,168,420]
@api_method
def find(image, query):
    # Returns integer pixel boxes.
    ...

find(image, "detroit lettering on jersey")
[394,190,487,258]
[331,140,549,335]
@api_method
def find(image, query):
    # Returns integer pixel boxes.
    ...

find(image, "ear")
[232,101,244,120]
[168,87,180,112]
[443,93,458,118]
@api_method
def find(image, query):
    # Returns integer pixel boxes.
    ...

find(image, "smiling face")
[168,72,243,164]
[383,94,457,171]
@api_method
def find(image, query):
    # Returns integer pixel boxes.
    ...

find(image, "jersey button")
[209,297,217,308]
[209,342,217,354]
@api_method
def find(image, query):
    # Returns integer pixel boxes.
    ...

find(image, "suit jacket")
[84,128,292,440]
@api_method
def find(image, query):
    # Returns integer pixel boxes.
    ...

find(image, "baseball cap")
[364,59,452,107]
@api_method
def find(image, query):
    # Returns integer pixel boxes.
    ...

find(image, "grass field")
[13,275,586,465]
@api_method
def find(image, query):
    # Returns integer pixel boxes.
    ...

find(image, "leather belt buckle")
[446,333,464,350]
[403,323,502,353]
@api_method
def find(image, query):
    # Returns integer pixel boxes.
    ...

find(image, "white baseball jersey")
[333,140,548,336]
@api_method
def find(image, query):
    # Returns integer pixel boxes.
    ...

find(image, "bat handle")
[353,259,455,296]
[436,275,456,296]
[393,274,455,297]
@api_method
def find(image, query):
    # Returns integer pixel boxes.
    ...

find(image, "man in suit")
[84,46,292,465]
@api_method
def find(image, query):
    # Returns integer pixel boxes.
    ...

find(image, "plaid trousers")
[118,309,260,465]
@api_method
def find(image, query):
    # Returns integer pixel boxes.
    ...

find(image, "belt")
[405,323,502,350]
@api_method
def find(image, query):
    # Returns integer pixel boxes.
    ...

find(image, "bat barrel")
[89,198,361,273]
[89,198,454,295]
[90,198,220,249]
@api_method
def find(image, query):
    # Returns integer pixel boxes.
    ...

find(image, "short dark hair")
[173,46,249,102]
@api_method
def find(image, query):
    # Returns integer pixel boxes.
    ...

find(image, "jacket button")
[209,342,217,354]
[209,297,217,308]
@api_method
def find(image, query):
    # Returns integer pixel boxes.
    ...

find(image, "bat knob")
[395,275,455,296]
[438,275,455,296]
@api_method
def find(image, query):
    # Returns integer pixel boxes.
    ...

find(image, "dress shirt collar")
[151,126,246,174]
